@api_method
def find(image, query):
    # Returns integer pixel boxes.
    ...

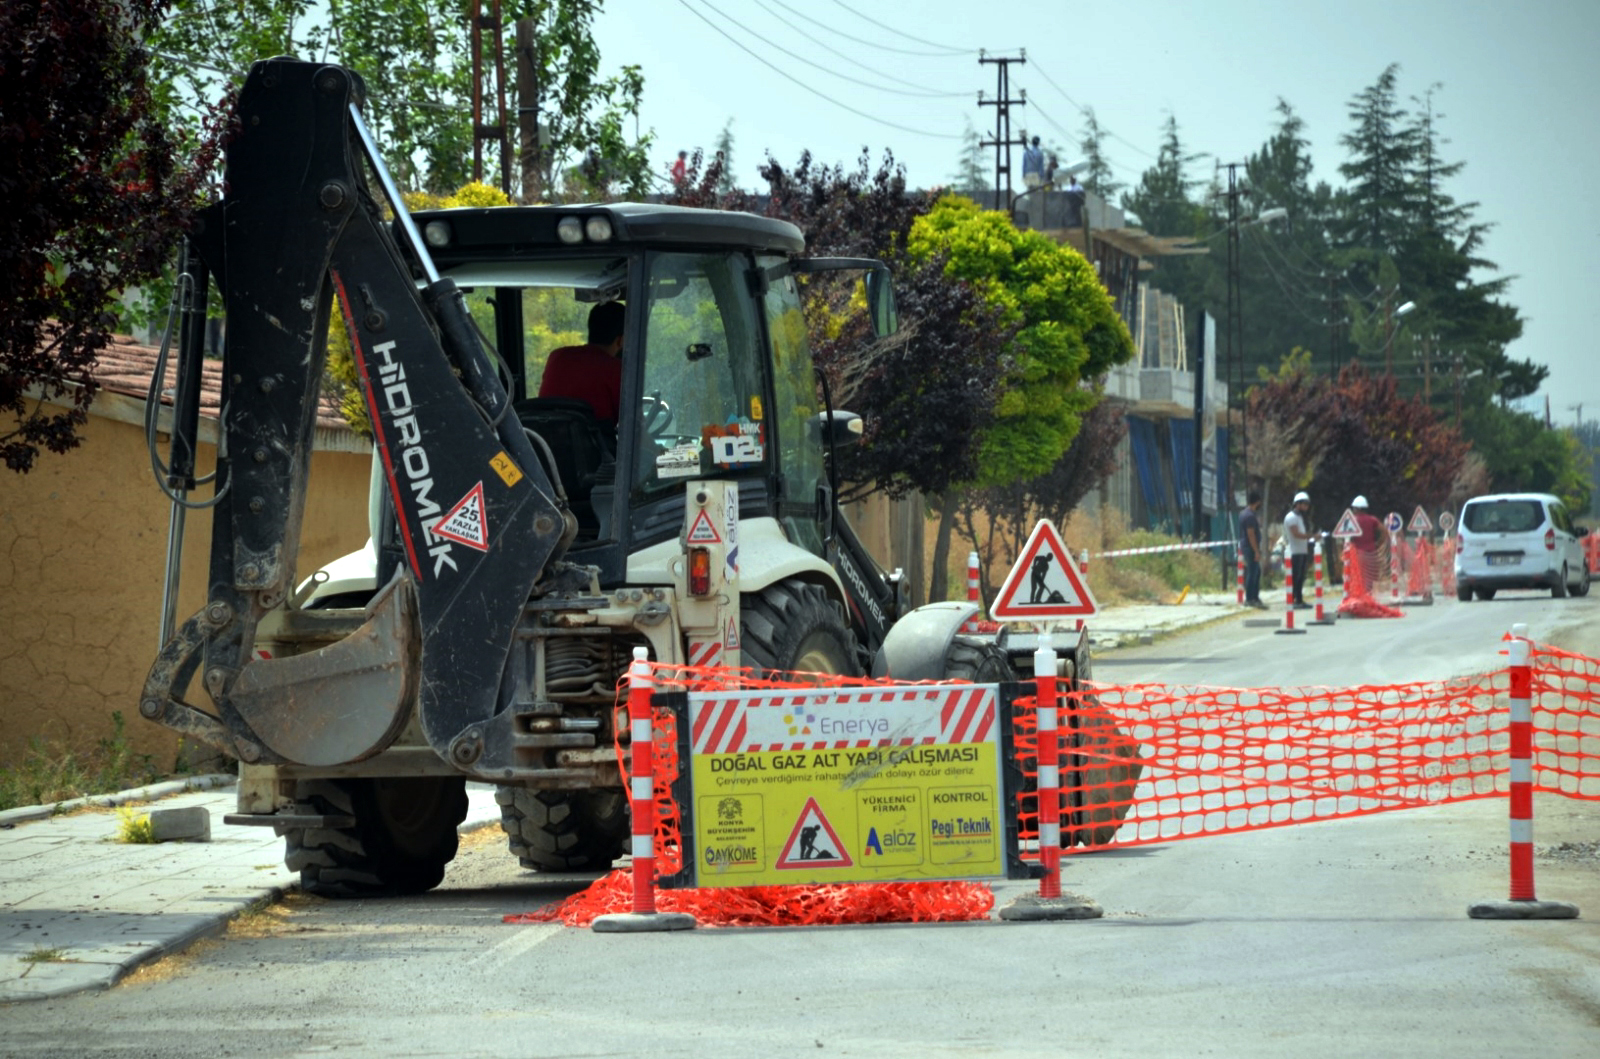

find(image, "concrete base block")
[1468,899,1580,920]
[998,892,1103,921]
[148,807,212,843]
[1273,626,1308,635]
[1402,595,1435,607]
[591,912,697,933]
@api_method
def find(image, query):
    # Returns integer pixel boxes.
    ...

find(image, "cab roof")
[410,202,806,262]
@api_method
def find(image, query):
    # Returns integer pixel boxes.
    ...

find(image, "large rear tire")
[941,637,1017,683]
[496,787,629,872]
[741,580,861,677]
[282,777,467,898]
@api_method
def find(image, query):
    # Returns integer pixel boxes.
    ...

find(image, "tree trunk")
[928,490,956,603]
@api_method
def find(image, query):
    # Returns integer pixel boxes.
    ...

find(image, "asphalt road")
[3,592,1597,1058]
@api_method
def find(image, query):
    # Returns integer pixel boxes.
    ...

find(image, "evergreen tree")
[1077,107,1124,201]
[1337,64,1419,268]
[949,118,990,196]
[713,119,736,195]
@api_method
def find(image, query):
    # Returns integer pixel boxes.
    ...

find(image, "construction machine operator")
[538,300,625,427]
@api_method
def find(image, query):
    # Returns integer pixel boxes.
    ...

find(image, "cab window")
[633,251,766,496]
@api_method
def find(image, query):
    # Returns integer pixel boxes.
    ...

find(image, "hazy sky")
[593,0,1599,427]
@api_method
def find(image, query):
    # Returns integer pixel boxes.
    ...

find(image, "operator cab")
[407,203,894,588]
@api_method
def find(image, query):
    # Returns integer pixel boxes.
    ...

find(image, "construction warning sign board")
[665,684,1025,887]
[1385,511,1404,536]
[1439,510,1457,534]
[1408,506,1433,534]
[1331,508,1362,539]
[990,519,1099,621]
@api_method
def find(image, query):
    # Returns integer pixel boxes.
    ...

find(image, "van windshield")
[1463,500,1544,534]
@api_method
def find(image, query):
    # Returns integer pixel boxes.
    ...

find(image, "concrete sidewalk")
[0,594,1250,1004]
[0,782,501,1003]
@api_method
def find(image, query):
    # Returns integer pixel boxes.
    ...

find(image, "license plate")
[1487,554,1520,566]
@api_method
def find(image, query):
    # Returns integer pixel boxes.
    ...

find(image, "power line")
[675,0,962,141]
[767,0,978,58]
[1027,62,1161,163]
[824,0,977,55]
[1027,99,1141,179]
[752,0,969,97]
[701,0,966,99]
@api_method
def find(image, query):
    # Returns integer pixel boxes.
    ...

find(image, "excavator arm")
[142,59,567,771]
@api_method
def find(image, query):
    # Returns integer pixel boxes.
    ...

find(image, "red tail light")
[1545,528,1556,551]
[1456,534,1464,552]
[688,547,712,596]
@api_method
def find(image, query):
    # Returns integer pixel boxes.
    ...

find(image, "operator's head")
[1031,135,1040,147]
[1294,491,1310,509]
[1352,495,1369,510]
[587,300,626,349]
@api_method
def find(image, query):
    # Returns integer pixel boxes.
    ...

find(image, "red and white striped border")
[690,686,997,755]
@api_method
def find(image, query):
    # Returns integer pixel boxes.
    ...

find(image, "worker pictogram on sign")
[432,481,489,551]
[687,509,721,544]
[1409,506,1433,534]
[775,797,852,869]
[1331,508,1362,539]
[990,519,1099,620]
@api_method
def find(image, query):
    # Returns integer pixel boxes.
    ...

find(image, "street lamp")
[1381,299,1415,376]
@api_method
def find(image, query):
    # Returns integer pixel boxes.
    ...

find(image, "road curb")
[0,774,237,829]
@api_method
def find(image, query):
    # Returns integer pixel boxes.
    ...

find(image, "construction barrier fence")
[515,637,1599,926]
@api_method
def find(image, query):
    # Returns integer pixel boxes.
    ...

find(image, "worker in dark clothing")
[538,301,625,426]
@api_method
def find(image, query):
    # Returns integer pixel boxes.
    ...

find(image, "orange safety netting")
[516,645,1600,926]
[1406,537,1435,599]
[1339,539,1403,618]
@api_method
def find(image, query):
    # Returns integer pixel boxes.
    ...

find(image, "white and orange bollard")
[592,647,696,933]
[1469,625,1578,920]
[1388,534,1404,606]
[1276,552,1306,634]
[967,550,982,610]
[1310,540,1335,625]
[1236,547,1245,605]
[1000,632,1102,921]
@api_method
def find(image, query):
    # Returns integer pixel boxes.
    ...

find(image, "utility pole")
[1220,162,1249,495]
[469,0,511,195]
[515,18,541,202]
[977,52,1027,212]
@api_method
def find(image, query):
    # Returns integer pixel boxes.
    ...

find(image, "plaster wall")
[0,407,370,767]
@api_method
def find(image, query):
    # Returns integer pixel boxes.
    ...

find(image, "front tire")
[282,777,468,898]
[496,787,629,872]
[741,580,861,677]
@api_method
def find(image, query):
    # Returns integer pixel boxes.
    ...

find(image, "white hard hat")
[1293,491,1310,504]
[1352,495,1369,508]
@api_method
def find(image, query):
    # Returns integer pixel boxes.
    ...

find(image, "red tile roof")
[94,335,350,432]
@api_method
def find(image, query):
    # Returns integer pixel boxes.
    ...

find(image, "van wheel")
[1552,565,1569,599]
[1475,587,1497,601]
[1573,566,1591,598]
[1456,584,1473,603]
[496,788,629,872]
[741,581,862,677]
[282,777,467,897]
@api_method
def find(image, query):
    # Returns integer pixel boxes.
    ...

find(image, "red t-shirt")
[538,344,622,425]
[1352,512,1382,553]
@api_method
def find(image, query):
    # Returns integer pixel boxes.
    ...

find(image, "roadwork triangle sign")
[1408,506,1433,534]
[687,509,721,544]
[1331,508,1362,539]
[991,519,1098,620]
[775,797,852,870]
[432,481,489,551]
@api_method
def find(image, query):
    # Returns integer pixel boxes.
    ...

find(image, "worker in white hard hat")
[1284,491,1314,607]
[1350,495,1383,592]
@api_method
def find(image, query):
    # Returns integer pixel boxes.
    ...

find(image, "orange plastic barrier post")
[1034,635,1062,898]
[1236,547,1245,605]
[1276,552,1306,635]
[1469,625,1579,920]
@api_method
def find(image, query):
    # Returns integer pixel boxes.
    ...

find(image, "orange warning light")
[688,547,712,596]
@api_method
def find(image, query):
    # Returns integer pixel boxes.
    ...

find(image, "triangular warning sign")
[1331,508,1362,539]
[687,509,721,544]
[724,615,741,650]
[432,481,489,552]
[1408,506,1433,534]
[991,520,1098,620]
[775,797,852,870]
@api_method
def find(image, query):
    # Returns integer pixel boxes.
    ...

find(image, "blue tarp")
[1127,416,1166,526]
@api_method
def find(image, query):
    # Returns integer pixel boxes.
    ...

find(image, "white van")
[1454,492,1590,600]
